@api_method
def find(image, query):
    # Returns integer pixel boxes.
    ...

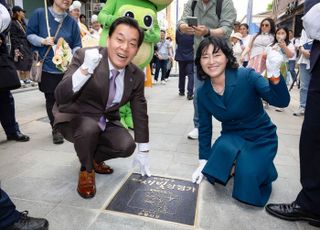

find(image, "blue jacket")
[27,8,81,74]
[175,29,194,62]
[197,67,290,206]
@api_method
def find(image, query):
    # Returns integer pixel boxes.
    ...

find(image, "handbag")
[30,47,50,83]
[30,16,65,82]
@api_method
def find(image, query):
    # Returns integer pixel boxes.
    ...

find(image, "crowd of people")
[1,0,320,229]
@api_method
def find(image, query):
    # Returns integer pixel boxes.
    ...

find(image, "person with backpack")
[177,0,236,140]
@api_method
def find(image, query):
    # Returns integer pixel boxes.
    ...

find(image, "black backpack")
[191,0,223,19]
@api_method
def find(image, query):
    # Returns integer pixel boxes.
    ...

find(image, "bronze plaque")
[106,173,198,226]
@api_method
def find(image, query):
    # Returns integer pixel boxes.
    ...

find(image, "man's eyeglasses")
[261,24,270,28]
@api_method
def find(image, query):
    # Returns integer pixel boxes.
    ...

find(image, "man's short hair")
[108,17,144,48]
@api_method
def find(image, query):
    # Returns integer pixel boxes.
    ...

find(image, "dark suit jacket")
[53,47,149,143]
[175,29,194,62]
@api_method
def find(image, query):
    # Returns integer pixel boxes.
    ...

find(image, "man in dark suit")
[0,0,29,142]
[175,29,194,100]
[265,0,320,227]
[53,17,150,199]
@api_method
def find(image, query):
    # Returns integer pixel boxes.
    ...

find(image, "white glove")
[132,151,151,177]
[81,48,102,74]
[266,49,283,78]
[192,159,207,184]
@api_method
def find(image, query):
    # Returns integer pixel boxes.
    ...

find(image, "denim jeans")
[299,63,311,108]
[288,60,297,82]
[193,66,204,128]
[154,59,168,81]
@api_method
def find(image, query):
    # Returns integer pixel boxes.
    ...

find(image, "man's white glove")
[133,151,151,177]
[192,159,207,184]
[266,49,283,78]
[81,48,102,74]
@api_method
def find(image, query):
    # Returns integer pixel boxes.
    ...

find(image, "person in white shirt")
[293,29,313,116]
[239,23,252,67]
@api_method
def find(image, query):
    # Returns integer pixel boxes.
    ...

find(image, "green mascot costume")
[98,0,173,129]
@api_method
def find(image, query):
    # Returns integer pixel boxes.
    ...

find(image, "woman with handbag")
[9,6,33,87]
[27,0,81,144]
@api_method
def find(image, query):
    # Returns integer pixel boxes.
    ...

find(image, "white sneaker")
[161,80,166,85]
[187,128,198,140]
[293,107,305,116]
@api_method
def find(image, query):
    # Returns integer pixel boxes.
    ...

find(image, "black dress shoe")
[7,132,30,142]
[265,202,320,227]
[6,210,49,230]
[187,95,194,100]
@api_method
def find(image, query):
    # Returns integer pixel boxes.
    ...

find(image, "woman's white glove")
[132,151,151,177]
[81,48,102,74]
[192,159,207,184]
[266,49,283,78]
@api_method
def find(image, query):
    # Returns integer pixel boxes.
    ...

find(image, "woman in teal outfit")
[192,37,290,207]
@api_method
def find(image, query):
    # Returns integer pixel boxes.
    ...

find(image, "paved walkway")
[0,78,316,230]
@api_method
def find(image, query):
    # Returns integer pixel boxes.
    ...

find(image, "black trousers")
[178,61,194,96]
[39,71,63,128]
[56,116,136,171]
[0,188,20,229]
[0,90,20,136]
[295,61,320,215]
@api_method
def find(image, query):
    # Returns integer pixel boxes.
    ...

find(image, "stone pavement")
[0,78,317,230]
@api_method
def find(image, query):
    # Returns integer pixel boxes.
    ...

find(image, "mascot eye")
[144,15,153,28]
[124,11,134,18]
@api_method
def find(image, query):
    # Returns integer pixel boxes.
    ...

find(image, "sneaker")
[275,107,284,112]
[187,128,198,140]
[6,210,49,230]
[179,92,185,96]
[161,80,166,85]
[20,80,27,88]
[153,80,159,85]
[293,107,305,116]
[52,129,64,144]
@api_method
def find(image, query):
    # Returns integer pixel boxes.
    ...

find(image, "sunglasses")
[261,24,270,27]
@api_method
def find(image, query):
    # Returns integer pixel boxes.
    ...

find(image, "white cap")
[69,0,81,11]
[91,14,98,23]
[231,32,242,40]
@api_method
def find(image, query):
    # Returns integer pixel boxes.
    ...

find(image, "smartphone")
[186,16,198,27]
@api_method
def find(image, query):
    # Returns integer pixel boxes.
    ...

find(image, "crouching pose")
[192,37,290,207]
[53,17,151,199]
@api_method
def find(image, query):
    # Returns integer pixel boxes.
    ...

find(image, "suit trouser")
[0,90,20,136]
[0,188,21,229]
[56,116,136,171]
[178,61,194,96]
[295,64,320,215]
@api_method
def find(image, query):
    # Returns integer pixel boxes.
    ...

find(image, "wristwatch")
[204,28,211,37]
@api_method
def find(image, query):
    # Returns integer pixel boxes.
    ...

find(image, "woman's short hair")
[195,37,239,81]
[47,0,54,6]
[108,17,144,48]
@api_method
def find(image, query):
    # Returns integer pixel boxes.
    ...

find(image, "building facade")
[272,0,304,37]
